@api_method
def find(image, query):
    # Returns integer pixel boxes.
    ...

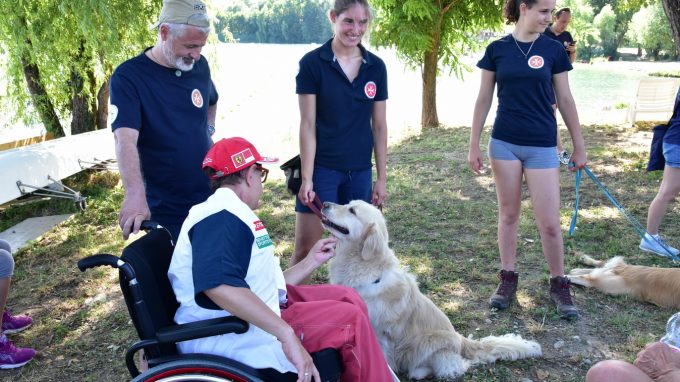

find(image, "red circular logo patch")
[364,81,377,99]
[191,89,204,108]
[528,55,544,69]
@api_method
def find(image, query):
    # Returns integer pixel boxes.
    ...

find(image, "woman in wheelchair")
[167,137,394,382]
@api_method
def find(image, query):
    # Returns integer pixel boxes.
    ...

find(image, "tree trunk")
[421,49,439,128]
[96,78,110,131]
[662,0,680,55]
[70,41,96,135]
[421,16,442,128]
[21,53,64,138]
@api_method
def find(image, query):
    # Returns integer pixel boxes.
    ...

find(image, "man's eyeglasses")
[255,164,269,183]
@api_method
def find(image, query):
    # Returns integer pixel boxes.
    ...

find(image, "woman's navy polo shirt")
[296,39,388,171]
[478,34,572,147]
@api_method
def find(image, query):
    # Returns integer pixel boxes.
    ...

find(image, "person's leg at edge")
[282,284,394,382]
[646,166,680,235]
[0,244,35,369]
[585,360,653,382]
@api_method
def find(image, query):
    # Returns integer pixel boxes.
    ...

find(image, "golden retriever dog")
[568,253,680,309]
[321,200,542,380]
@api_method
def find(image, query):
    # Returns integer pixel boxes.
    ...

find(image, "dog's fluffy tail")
[461,334,542,365]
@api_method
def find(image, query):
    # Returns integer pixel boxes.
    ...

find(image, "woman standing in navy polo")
[291,0,388,270]
[468,0,587,319]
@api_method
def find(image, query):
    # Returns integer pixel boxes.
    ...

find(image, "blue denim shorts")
[295,165,373,213]
[488,138,560,169]
[663,141,680,168]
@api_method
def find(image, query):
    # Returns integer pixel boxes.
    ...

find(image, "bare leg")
[524,168,564,276]
[646,166,680,235]
[291,212,324,284]
[490,159,524,271]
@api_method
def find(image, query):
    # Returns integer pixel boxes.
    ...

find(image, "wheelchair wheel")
[132,358,266,382]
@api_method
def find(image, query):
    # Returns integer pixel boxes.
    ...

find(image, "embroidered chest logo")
[254,220,265,231]
[191,89,204,108]
[364,81,377,99]
[528,55,544,69]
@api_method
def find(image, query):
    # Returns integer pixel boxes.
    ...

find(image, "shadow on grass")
[2,124,678,381]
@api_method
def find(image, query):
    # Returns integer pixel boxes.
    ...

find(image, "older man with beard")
[110,0,218,241]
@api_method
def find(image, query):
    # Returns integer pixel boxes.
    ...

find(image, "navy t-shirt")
[478,34,572,147]
[296,39,388,171]
[110,49,218,225]
[544,27,574,52]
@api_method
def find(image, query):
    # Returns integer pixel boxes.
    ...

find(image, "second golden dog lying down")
[568,253,680,309]
[321,200,542,380]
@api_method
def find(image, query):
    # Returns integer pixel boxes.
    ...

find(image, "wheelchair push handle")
[77,254,123,272]
[140,220,162,231]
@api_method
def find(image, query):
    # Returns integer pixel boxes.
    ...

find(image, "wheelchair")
[78,222,342,382]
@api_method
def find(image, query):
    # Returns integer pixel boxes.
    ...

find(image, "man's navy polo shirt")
[296,39,388,172]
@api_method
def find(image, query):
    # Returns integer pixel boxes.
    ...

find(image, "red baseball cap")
[202,137,278,179]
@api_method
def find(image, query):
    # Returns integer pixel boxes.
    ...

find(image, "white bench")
[627,77,680,125]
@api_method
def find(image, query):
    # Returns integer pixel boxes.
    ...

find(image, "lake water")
[2,43,678,154]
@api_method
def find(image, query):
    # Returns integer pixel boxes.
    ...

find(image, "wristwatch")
[207,124,215,136]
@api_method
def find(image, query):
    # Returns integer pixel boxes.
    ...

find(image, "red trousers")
[282,284,393,382]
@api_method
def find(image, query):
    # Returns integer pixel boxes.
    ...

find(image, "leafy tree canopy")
[0,0,159,135]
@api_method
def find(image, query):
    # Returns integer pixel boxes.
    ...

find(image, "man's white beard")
[162,40,195,71]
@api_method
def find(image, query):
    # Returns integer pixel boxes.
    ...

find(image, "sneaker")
[0,334,35,369]
[2,310,32,335]
[639,233,680,258]
[550,276,579,320]
[489,270,518,309]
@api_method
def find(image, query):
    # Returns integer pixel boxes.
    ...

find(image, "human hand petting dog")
[308,237,337,267]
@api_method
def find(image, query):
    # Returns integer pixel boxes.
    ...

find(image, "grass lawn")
[0,121,678,381]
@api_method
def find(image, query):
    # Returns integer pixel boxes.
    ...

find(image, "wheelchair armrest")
[156,316,249,344]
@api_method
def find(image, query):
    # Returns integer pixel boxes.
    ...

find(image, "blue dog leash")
[567,159,680,262]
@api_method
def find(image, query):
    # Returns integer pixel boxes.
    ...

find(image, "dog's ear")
[360,222,387,260]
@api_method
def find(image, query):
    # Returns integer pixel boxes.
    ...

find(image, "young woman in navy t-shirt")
[292,0,388,271]
[468,0,587,320]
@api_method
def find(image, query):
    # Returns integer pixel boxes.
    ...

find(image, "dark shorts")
[295,165,372,213]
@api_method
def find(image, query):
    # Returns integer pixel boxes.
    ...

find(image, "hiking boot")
[550,276,579,320]
[0,334,35,369]
[2,310,33,335]
[639,233,679,258]
[489,270,518,309]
